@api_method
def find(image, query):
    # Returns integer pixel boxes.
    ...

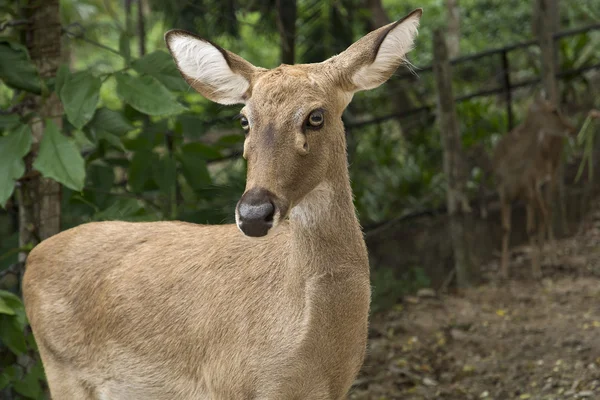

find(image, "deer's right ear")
[329,9,422,92]
[165,30,258,105]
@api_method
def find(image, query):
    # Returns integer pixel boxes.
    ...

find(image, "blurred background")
[1,0,600,398]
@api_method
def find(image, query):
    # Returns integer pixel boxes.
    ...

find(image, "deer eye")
[240,116,250,133]
[307,109,324,128]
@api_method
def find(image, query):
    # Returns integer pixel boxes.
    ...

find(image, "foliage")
[0,125,32,207]
[0,41,41,94]
[0,290,45,399]
[34,120,87,192]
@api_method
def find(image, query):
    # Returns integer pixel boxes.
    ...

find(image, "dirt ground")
[351,209,600,400]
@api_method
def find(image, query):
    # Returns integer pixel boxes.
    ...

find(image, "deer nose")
[236,188,276,237]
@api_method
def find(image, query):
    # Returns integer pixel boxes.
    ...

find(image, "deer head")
[529,93,578,138]
[165,9,422,237]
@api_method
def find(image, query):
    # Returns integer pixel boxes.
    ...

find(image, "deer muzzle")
[236,188,277,237]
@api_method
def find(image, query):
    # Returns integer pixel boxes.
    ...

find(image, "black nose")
[237,188,276,237]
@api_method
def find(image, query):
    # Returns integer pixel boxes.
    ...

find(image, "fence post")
[500,50,514,130]
[538,0,568,236]
[538,0,559,104]
[433,30,478,289]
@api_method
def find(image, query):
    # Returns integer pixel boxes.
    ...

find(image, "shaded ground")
[351,209,600,400]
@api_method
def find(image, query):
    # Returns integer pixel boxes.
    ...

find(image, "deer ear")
[330,9,422,92]
[165,30,259,105]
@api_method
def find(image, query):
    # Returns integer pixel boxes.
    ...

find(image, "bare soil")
[351,209,600,400]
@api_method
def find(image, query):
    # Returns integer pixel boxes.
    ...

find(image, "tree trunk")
[532,0,559,42]
[366,0,390,27]
[137,0,146,57]
[18,0,63,266]
[125,0,134,35]
[446,0,460,59]
[433,30,478,289]
[538,0,559,105]
[537,0,567,237]
[276,0,297,65]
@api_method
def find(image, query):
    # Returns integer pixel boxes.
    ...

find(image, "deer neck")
[288,149,368,273]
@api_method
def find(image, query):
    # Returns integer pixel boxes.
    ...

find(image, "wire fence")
[347,23,600,132]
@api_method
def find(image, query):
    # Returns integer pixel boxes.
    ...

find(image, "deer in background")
[22,9,422,400]
[491,95,576,279]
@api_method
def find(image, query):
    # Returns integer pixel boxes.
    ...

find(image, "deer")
[21,9,422,400]
[491,95,576,279]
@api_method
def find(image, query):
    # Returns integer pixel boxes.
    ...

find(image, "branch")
[62,23,122,57]
[0,19,30,32]
[84,187,162,214]
[206,151,243,165]
[0,98,36,117]
[16,170,41,182]
[0,245,33,263]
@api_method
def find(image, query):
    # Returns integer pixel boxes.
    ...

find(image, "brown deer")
[492,95,576,279]
[22,9,422,400]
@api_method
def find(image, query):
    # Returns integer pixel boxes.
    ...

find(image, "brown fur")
[492,96,576,279]
[23,9,422,400]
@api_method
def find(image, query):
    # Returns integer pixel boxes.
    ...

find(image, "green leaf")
[72,129,96,152]
[153,155,177,197]
[0,290,27,328]
[0,315,27,355]
[86,163,115,208]
[60,70,102,129]
[0,371,10,390]
[26,330,39,351]
[87,163,115,190]
[33,120,86,191]
[55,63,70,95]
[103,157,130,168]
[131,50,189,92]
[0,233,18,272]
[0,114,20,130]
[217,134,244,146]
[123,120,167,151]
[29,358,45,381]
[98,131,125,151]
[13,367,43,399]
[93,197,143,221]
[88,107,135,136]
[119,32,131,64]
[0,41,41,94]
[178,148,212,191]
[1,366,17,384]
[128,150,158,192]
[177,114,207,139]
[181,142,222,160]
[115,72,186,116]
[0,124,33,208]
[0,297,15,315]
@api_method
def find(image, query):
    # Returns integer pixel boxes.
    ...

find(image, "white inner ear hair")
[168,35,250,104]
[352,14,420,91]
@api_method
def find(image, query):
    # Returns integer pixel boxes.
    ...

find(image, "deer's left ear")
[329,9,422,92]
